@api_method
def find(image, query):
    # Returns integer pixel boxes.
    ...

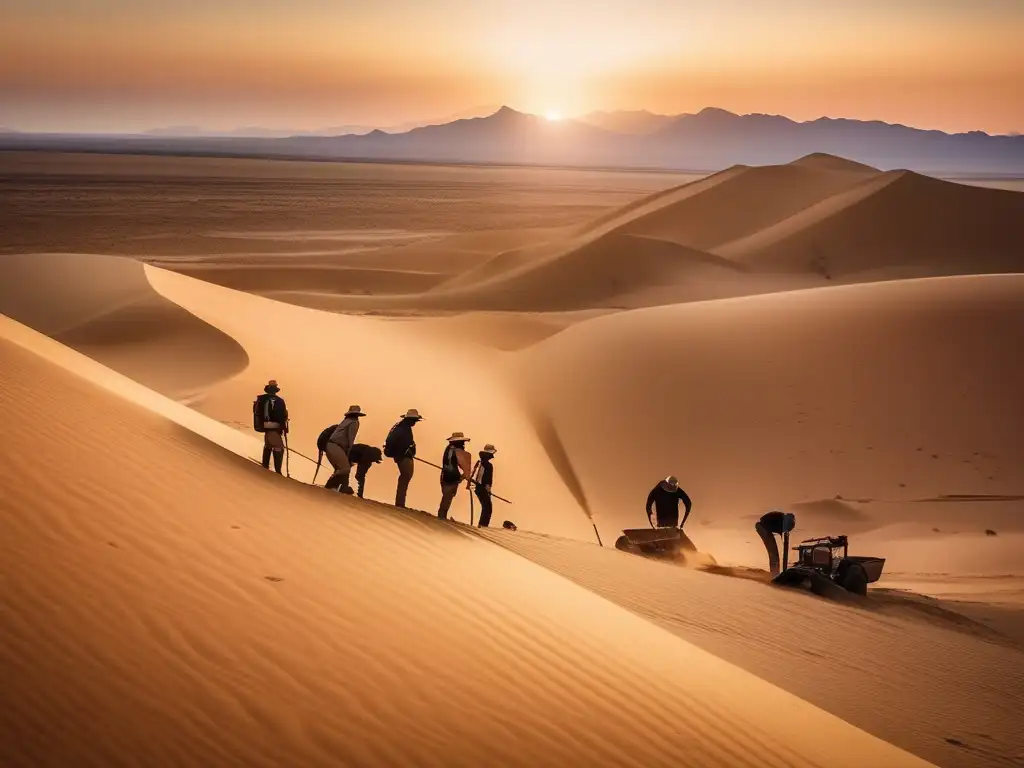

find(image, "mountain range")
[140,106,504,139]
[2,106,1021,174]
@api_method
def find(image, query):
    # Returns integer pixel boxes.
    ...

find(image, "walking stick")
[312,450,324,485]
[413,457,512,504]
[284,432,291,478]
[469,461,479,526]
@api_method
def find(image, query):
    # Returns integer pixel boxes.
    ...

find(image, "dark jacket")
[385,419,417,461]
[349,444,382,466]
[473,456,494,492]
[646,483,692,528]
[758,511,795,535]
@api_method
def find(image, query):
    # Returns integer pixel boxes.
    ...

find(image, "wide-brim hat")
[346,405,366,417]
[481,444,497,455]
[447,432,470,443]
[401,408,424,420]
[265,379,280,393]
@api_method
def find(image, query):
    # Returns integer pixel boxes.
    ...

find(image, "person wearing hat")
[324,405,366,494]
[254,380,289,474]
[437,432,473,520]
[383,408,423,508]
[645,475,693,529]
[471,444,498,528]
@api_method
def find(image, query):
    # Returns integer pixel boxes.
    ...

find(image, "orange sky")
[1,0,1021,134]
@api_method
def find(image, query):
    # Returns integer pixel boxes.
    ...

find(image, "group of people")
[252,381,501,527]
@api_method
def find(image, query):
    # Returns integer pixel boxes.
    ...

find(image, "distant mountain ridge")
[577,110,675,135]
[2,106,1021,174]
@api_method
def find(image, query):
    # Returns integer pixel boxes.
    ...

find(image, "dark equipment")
[615,526,698,559]
[772,535,885,596]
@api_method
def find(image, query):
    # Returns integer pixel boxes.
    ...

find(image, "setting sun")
[545,110,563,122]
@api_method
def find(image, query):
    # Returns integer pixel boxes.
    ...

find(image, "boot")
[272,450,283,474]
[262,446,273,469]
[325,474,341,491]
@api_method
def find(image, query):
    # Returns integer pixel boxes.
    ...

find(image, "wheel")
[839,563,868,596]
[614,535,638,554]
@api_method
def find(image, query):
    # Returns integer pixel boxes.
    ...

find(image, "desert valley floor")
[1,150,1023,768]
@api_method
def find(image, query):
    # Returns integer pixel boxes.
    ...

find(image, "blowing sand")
[2,151,1023,767]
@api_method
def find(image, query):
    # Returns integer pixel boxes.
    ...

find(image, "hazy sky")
[2,0,1021,133]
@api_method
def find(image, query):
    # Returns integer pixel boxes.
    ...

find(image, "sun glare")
[545,110,563,122]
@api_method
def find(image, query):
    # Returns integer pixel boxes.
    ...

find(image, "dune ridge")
[719,170,1024,276]
[0,321,935,768]
[0,253,248,399]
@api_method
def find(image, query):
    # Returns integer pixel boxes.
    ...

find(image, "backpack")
[440,445,461,484]
[383,422,401,458]
[252,394,269,432]
[317,424,339,454]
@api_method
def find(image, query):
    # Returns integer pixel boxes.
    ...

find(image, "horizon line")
[3,104,1021,140]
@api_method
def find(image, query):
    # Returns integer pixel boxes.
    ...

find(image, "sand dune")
[420,234,749,311]
[0,318,935,768]
[0,252,247,399]
[719,171,1024,276]
[476,527,1024,768]
[517,274,1024,543]
[588,161,878,251]
[789,152,881,173]
[4,149,1024,767]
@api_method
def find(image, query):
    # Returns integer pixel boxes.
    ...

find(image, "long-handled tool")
[413,456,512,504]
[469,460,479,526]
[284,432,291,478]
[312,450,324,486]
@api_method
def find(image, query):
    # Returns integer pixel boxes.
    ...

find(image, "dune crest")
[789,153,881,173]
[720,170,1024,276]
[0,253,248,400]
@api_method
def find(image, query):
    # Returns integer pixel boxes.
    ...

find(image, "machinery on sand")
[771,532,886,596]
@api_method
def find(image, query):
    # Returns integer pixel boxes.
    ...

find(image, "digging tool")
[284,432,291,478]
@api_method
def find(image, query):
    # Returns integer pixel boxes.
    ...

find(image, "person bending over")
[646,475,692,529]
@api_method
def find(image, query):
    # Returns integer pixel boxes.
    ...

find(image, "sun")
[545,110,563,122]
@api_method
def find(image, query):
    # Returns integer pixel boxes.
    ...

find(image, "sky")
[1,0,1022,134]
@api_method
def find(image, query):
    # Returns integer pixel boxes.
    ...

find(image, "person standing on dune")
[437,432,473,521]
[471,444,497,528]
[383,409,423,508]
[324,405,365,494]
[254,380,288,474]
